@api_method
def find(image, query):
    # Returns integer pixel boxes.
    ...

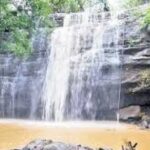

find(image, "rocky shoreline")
[119,106,150,129]
[13,139,138,150]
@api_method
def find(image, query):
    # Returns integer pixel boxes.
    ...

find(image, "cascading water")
[42,5,124,121]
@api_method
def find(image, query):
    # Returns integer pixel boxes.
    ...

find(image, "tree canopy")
[0,0,149,57]
[0,0,101,56]
[125,0,150,27]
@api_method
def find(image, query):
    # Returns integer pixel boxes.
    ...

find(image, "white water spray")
[42,6,124,121]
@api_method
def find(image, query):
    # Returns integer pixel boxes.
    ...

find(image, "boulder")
[20,139,95,150]
[119,106,141,121]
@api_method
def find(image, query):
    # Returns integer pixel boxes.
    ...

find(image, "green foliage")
[64,0,84,12]
[0,0,53,57]
[124,0,150,27]
[26,0,52,16]
[0,0,107,57]
[0,11,31,32]
[143,7,150,26]
[8,30,32,57]
[49,0,86,13]
[140,70,150,86]
[124,0,150,8]
[125,0,144,8]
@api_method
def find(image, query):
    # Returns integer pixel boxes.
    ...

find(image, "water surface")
[0,119,149,150]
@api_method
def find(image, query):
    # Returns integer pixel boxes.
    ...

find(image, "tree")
[125,0,150,7]
[0,0,52,56]
[0,0,108,56]
[125,0,150,27]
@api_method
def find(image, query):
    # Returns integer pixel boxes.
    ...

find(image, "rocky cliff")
[0,11,150,122]
[0,15,64,119]
[120,12,150,124]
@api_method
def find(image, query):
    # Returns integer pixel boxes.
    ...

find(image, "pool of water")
[0,119,149,150]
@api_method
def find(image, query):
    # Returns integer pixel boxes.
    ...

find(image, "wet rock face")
[120,14,150,110]
[0,12,150,120]
[118,12,150,125]
[18,140,94,150]
[0,29,49,119]
[0,15,64,119]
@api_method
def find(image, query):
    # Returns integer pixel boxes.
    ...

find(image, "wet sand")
[0,119,150,150]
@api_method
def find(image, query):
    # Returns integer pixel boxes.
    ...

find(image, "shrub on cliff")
[140,70,150,87]
[125,0,150,26]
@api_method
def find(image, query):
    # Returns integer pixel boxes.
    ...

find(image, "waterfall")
[42,6,124,121]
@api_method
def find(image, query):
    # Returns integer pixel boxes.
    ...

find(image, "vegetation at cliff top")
[140,70,150,87]
[125,0,150,26]
[0,0,52,56]
[0,0,150,57]
[0,0,107,57]
[143,7,150,26]
[125,0,149,7]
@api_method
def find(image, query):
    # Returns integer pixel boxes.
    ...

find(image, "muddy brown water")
[0,120,149,150]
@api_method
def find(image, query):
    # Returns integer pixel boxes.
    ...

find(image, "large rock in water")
[17,139,95,150]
